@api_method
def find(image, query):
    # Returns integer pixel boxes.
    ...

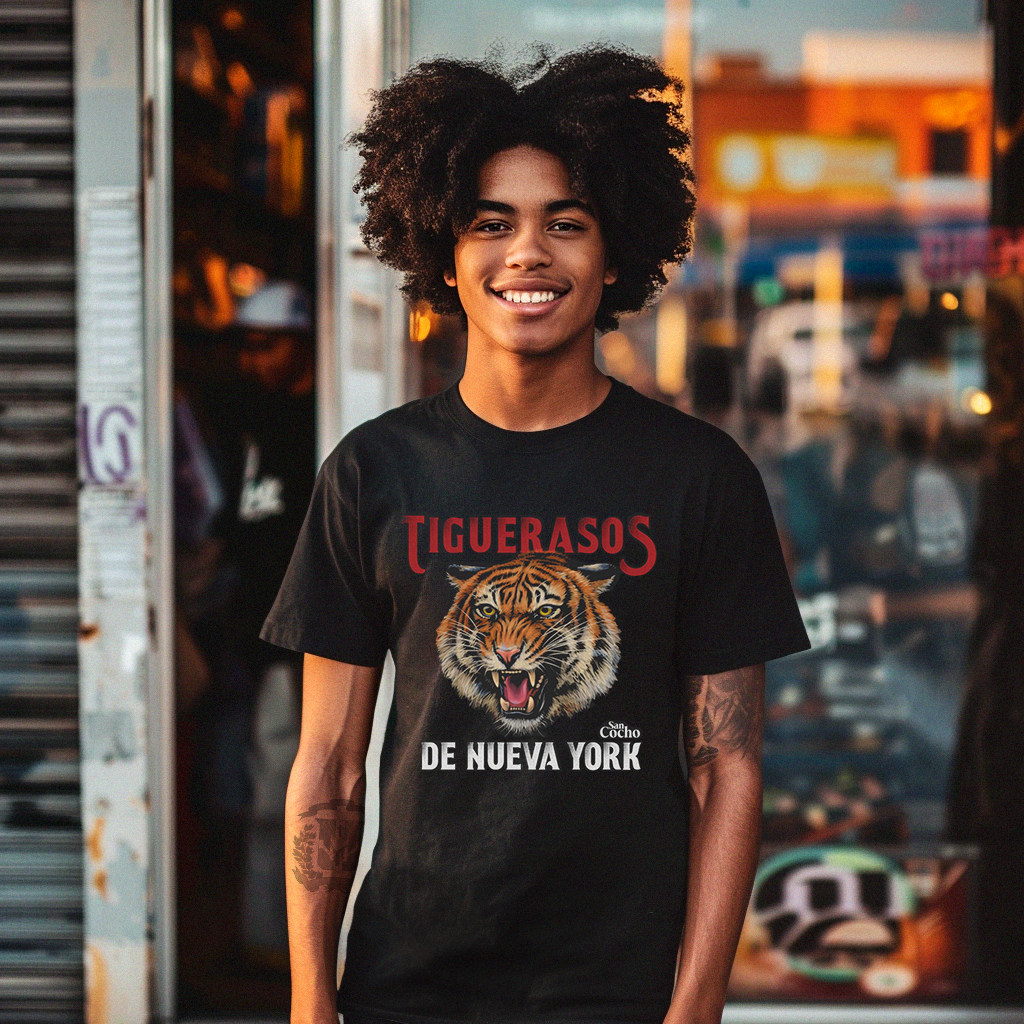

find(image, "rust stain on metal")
[79,622,100,641]
[87,817,105,862]
[86,943,109,1024]
[93,869,108,900]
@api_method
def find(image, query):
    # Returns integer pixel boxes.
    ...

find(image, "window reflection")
[406,3,999,1005]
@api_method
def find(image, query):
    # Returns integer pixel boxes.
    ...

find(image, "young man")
[261,46,810,1024]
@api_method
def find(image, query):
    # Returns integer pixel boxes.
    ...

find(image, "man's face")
[444,145,616,359]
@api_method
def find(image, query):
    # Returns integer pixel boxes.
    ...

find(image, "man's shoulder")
[610,382,752,473]
[319,388,450,477]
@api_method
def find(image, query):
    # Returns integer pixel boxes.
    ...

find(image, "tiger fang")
[491,669,541,713]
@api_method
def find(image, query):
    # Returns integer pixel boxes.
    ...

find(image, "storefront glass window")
[404,0,999,1005]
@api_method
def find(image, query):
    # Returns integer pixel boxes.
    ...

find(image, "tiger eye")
[536,604,559,618]
[476,603,498,619]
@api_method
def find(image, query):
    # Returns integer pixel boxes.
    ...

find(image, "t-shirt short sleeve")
[676,437,810,676]
[259,454,389,667]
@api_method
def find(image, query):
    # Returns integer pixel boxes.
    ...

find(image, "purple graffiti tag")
[78,405,97,483]
[79,403,140,484]
[96,404,138,482]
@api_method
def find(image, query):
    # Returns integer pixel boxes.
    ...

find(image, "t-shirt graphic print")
[437,553,620,736]
[261,376,811,1024]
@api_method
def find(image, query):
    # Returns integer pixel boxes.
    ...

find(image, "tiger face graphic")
[436,553,621,735]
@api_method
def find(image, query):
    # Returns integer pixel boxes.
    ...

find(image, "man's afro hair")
[349,44,696,332]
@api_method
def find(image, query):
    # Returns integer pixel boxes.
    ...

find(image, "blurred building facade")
[2,2,1024,1023]
[694,36,990,214]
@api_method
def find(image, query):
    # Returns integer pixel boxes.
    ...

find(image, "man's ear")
[443,269,457,287]
[604,264,618,286]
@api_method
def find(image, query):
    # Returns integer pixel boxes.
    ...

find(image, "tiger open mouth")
[489,669,546,716]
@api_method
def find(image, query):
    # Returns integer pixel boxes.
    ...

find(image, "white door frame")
[74,0,175,1019]
[314,0,409,460]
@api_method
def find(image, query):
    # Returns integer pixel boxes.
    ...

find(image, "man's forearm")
[669,663,765,1024]
[665,762,761,1024]
[286,756,366,1024]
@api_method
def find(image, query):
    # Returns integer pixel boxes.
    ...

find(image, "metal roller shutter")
[0,2,83,1022]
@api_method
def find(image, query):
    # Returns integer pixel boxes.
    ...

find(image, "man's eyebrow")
[472,198,596,216]
[473,200,515,214]
[546,198,595,216]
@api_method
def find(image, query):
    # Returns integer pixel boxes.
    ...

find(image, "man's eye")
[476,221,508,233]
[536,604,559,618]
[551,221,583,232]
[476,604,499,619]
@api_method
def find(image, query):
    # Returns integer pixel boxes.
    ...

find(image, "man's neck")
[458,337,611,432]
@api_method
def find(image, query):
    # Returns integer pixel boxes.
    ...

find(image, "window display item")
[233,279,312,331]
[730,845,972,1002]
[240,87,309,218]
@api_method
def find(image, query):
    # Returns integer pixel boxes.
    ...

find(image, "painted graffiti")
[79,402,142,485]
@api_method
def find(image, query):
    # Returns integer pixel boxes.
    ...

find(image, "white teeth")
[500,290,558,304]
[500,697,510,712]
[526,695,535,713]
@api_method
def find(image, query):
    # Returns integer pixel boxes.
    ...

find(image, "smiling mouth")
[490,669,544,715]
[492,288,567,305]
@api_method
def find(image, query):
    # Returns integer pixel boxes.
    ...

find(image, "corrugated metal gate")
[0,2,83,1022]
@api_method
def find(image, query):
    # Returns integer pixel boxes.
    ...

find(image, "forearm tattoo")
[683,664,764,767]
[291,797,364,893]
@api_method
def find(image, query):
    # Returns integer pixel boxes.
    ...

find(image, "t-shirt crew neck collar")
[442,374,630,453]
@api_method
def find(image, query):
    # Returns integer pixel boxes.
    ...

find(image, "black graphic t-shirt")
[261,376,810,1024]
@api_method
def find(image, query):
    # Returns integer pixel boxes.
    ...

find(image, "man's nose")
[505,227,551,269]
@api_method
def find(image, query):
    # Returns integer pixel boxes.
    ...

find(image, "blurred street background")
[3,0,1024,1021]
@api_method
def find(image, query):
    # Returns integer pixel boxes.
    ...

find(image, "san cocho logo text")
[402,515,658,576]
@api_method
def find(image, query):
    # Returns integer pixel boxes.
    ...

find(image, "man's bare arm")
[664,663,765,1024]
[286,653,383,1024]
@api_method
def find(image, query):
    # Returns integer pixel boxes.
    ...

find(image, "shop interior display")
[171,0,315,1015]
[715,273,986,1002]
[172,0,313,377]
